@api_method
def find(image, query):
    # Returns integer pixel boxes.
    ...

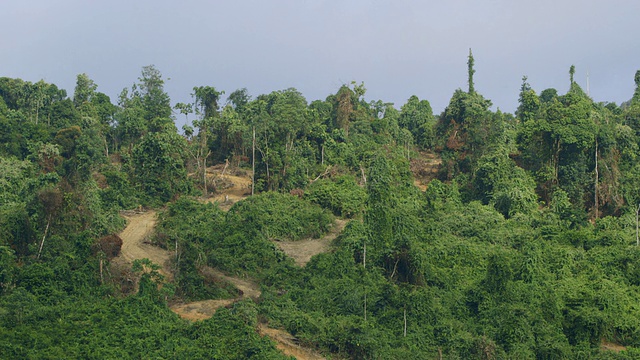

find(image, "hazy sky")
[2,0,639,117]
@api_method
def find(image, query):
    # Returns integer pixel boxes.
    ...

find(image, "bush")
[227,192,334,241]
[305,175,366,218]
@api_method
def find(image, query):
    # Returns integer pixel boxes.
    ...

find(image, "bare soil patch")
[258,325,326,360]
[601,340,626,353]
[170,299,236,321]
[200,266,262,299]
[114,210,173,281]
[203,165,253,210]
[274,219,348,266]
[410,151,442,191]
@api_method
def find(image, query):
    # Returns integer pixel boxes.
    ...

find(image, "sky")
[2,0,639,120]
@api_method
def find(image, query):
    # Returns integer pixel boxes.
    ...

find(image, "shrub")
[305,175,366,218]
[227,192,334,241]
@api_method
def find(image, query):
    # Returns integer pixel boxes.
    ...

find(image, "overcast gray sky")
[2,0,639,117]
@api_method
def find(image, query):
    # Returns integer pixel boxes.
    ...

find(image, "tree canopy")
[3,60,640,359]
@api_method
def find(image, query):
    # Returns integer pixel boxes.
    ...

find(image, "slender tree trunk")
[264,129,270,188]
[99,258,104,284]
[390,258,400,279]
[594,138,599,219]
[202,126,208,197]
[363,237,367,322]
[203,155,207,197]
[554,139,561,184]
[636,204,639,246]
[37,216,51,259]
[221,158,229,177]
[364,291,367,322]
[403,308,407,337]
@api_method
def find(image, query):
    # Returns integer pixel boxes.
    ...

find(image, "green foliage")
[227,192,334,241]
[436,88,502,179]
[0,156,33,203]
[0,246,16,293]
[131,130,191,204]
[399,95,436,148]
[0,286,289,359]
[99,167,140,209]
[473,149,538,217]
[305,175,366,218]
[5,62,640,359]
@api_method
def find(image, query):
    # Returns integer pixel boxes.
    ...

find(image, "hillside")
[3,64,640,359]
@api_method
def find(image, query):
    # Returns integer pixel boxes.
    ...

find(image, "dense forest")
[3,52,640,359]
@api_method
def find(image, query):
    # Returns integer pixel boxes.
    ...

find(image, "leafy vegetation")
[3,60,640,358]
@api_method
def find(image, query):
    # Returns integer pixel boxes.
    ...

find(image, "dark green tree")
[139,65,172,122]
[131,130,190,204]
[516,76,540,123]
[468,48,476,94]
[73,73,97,109]
[399,95,435,148]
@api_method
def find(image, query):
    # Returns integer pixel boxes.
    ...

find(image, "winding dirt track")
[170,267,262,322]
[114,168,329,359]
[116,210,173,281]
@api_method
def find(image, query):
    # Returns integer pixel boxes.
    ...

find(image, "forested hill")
[3,54,640,359]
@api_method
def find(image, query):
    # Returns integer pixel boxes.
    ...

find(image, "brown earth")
[200,266,261,298]
[258,325,326,360]
[410,151,442,191]
[115,210,173,281]
[170,268,326,359]
[170,266,261,320]
[203,165,253,210]
[169,299,236,321]
[274,219,348,267]
[601,340,626,353]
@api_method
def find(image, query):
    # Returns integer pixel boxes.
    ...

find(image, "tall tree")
[73,73,97,109]
[468,48,476,94]
[634,70,640,103]
[399,95,435,149]
[516,76,540,123]
[192,86,223,196]
[335,85,354,138]
[139,65,172,122]
[227,88,251,113]
[115,66,174,151]
[132,130,190,204]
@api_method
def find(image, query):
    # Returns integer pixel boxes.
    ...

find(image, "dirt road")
[117,210,173,281]
[169,267,326,359]
[169,299,236,322]
[114,168,327,359]
[170,266,261,321]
